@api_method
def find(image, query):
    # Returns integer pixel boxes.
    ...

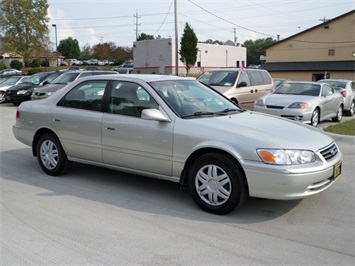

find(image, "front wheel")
[345,101,354,116]
[187,152,248,215]
[332,105,343,122]
[0,91,6,103]
[310,109,319,127]
[36,133,72,176]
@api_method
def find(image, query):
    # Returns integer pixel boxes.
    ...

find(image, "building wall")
[133,38,247,75]
[264,10,355,81]
[266,13,354,63]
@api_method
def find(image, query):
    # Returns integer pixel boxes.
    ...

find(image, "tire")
[36,133,72,176]
[310,108,319,127]
[345,101,354,116]
[187,152,248,215]
[332,105,343,122]
[0,91,5,103]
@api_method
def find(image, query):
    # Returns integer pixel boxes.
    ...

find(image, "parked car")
[197,68,274,110]
[5,71,63,105]
[318,79,354,116]
[0,69,22,77]
[13,74,342,214]
[86,66,102,71]
[254,81,344,127]
[0,76,29,103]
[273,78,291,88]
[31,70,118,100]
[112,63,134,74]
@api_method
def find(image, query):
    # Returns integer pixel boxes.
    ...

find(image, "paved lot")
[1,103,354,265]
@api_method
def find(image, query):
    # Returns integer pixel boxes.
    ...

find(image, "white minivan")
[197,68,275,110]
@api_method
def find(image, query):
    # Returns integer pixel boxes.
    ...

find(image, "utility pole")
[134,11,141,41]
[233,27,237,45]
[174,0,179,76]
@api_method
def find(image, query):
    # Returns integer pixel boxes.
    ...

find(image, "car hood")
[262,94,318,106]
[7,83,36,91]
[180,111,333,152]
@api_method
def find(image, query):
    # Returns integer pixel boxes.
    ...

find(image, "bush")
[10,60,23,70]
[0,61,6,70]
[31,59,41,68]
[27,68,44,75]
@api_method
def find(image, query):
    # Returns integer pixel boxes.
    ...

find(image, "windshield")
[149,79,243,118]
[323,81,346,89]
[274,83,320,96]
[26,73,48,85]
[52,72,80,84]
[197,70,239,87]
[1,76,22,85]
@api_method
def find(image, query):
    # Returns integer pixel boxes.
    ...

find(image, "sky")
[47,0,354,49]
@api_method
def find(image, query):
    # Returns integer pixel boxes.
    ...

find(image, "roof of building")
[263,9,355,50]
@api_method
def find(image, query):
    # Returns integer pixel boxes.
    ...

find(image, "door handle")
[105,126,115,131]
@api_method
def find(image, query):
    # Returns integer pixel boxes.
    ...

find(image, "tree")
[58,37,81,59]
[0,0,50,67]
[243,37,276,66]
[203,39,223,45]
[179,23,198,75]
[137,33,155,41]
[80,43,93,60]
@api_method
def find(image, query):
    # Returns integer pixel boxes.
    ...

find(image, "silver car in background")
[254,81,344,127]
[318,79,355,116]
[13,75,342,214]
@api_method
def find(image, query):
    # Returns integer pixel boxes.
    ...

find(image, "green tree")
[203,39,223,45]
[137,33,155,41]
[0,0,50,67]
[80,43,93,60]
[243,37,276,66]
[57,37,81,59]
[179,23,198,75]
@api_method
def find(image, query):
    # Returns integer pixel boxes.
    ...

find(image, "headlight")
[257,149,316,165]
[17,90,30,95]
[254,99,264,106]
[288,102,308,109]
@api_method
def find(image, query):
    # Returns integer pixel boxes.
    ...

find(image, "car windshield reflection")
[149,80,243,118]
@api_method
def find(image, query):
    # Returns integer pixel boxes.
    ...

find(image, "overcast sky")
[47,0,354,49]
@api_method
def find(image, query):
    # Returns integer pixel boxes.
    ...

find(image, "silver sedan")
[254,81,344,127]
[13,75,342,214]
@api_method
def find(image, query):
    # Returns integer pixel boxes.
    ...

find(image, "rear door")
[51,80,108,162]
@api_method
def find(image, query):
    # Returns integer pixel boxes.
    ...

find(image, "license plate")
[333,161,342,179]
[6,96,11,101]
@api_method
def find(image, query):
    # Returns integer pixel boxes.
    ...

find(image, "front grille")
[266,105,284,109]
[319,142,338,161]
[6,90,17,96]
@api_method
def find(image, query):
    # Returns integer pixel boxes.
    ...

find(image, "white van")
[197,68,275,110]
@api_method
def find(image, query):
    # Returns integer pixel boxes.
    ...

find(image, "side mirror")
[237,82,247,88]
[42,80,49,85]
[141,109,171,122]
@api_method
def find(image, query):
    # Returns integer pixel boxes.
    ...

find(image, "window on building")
[328,49,335,56]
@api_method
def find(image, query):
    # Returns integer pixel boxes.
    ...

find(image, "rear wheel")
[310,109,319,127]
[187,152,248,215]
[332,105,343,122]
[36,133,72,176]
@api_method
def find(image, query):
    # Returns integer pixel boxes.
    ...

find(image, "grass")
[324,119,355,136]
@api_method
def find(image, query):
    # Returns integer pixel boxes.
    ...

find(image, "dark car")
[31,70,118,100]
[5,71,63,105]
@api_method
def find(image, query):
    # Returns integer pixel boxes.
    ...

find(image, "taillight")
[340,91,347,97]
[16,109,20,119]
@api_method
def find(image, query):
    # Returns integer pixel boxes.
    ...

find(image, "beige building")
[262,10,355,81]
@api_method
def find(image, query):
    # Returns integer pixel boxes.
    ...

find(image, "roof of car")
[83,74,196,83]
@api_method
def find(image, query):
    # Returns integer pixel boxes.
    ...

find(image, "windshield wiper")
[181,111,222,118]
[216,108,244,114]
